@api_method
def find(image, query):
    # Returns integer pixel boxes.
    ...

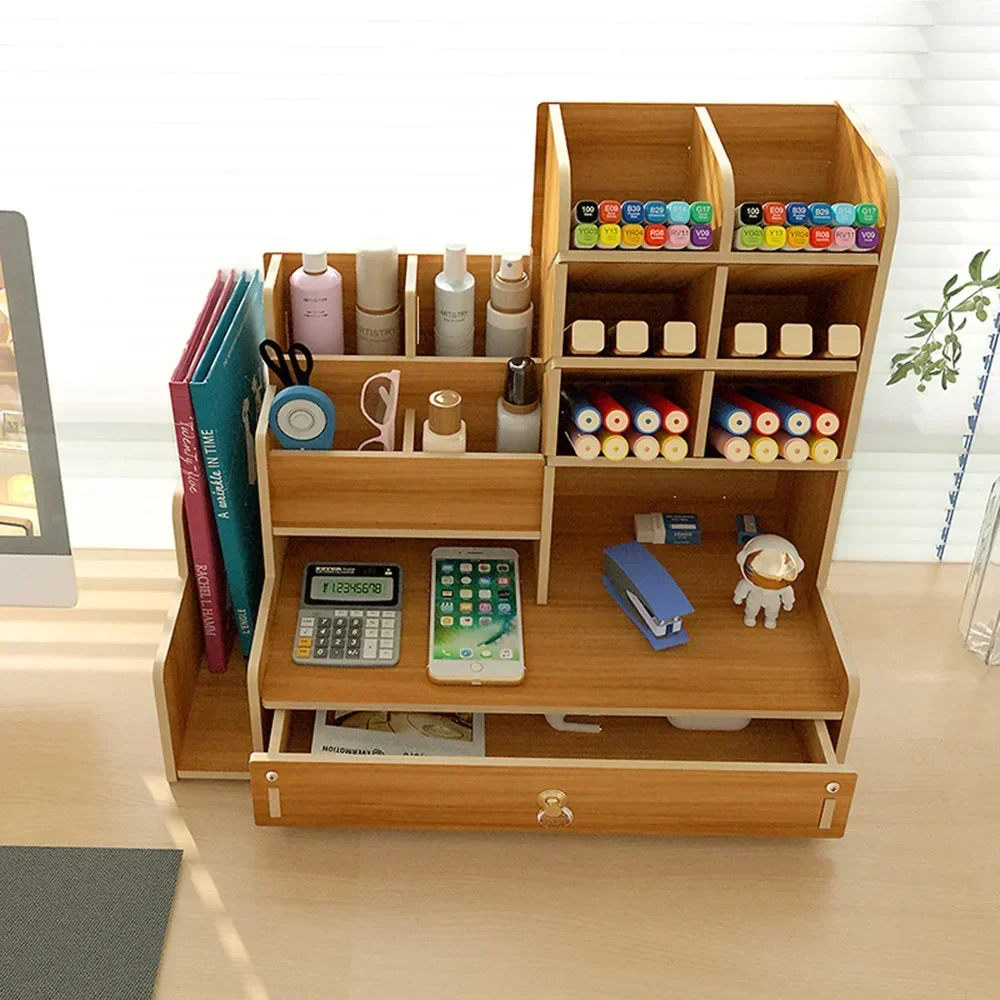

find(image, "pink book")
[169,270,237,671]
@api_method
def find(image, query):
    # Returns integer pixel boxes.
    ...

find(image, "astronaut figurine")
[733,534,804,629]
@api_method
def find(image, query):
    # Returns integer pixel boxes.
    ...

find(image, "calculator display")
[310,577,393,601]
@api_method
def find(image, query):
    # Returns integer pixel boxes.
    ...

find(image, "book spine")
[168,381,234,671]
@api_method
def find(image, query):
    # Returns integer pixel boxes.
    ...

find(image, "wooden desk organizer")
[155,101,896,837]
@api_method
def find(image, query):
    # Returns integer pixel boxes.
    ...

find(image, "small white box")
[658,321,697,357]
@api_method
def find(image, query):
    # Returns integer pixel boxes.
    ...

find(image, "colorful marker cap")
[854,202,880,227]
[643,223,667,249]
[597,223,622,249]
[783,225,809,250]
[598,200,622,225]
[738,202,763,227]
[573,223,599,249]
[807,202,833,226]
[689,201,714,225]
[785,202,809,225]
[573,200,599,226]
[854,226,880,252]
[620,223,644,249]
[667,224,690,249]
[831,202,856,227]
[621,200,645,224]
[734,225,764,250]
[689,223,713,249]
[808,225,833,250]
[762,225,787,250]
[832,226,856,251]
[762,202,786,226]
[643,200,668,225]
[666,200,691,225]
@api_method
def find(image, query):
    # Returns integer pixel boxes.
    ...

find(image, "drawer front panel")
[250,758,856,837]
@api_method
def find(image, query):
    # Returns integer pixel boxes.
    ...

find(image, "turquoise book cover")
[190,271,266,658]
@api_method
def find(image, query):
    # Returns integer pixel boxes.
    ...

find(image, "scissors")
[259,338,314,388]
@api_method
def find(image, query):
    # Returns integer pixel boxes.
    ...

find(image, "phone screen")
[432,557,519,662]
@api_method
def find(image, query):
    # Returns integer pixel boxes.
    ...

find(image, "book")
[168,270,236,672]
[189,271,266,659]
[311,711,486,758]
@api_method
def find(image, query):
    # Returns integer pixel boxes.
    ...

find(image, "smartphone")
[427,546,525,685]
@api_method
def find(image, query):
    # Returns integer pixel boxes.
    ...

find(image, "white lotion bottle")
[434,244,476,356]
[496,357,541,453]
[355,246,400,355]
[485,254,533,357]
[290,251,344,354]
[422,390,467,452]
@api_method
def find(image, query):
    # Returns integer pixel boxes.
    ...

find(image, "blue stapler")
[602,542,694,650]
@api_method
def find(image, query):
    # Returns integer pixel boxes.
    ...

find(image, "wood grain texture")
[694,106,735,250]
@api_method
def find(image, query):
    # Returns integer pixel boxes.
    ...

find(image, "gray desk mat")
[0,845,182,1000]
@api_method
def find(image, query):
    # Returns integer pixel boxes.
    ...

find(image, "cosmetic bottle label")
[573,223,599,249]
[854,202,879,226]
[808,226,833,250]
[831,226,856,251]
[733,225,764,250]
[762,225,787,250]
[807,202,833,226]
[621,200,645,224]
[643,200,668,225]
[598,200,622,224]
[737,202,763,226]
[643,224,667,249]
[853,226,880,251]
[689,201,714,225]
[762,202,786,226]
[666,200,691,225]
[689,224,713,249]
[597,223,622,249]
[783,225,809,250]
[831,202,856,226]
[667,224,690,249]
[574,200,599,225]
[620,223,645,249]
[785,202,809,225]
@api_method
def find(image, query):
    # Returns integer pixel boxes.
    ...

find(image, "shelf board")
[554,357,712,371]
[552,357,857,374]
[713,358,857,374]
[557,250,879,268]
[260,534,848,718]
[548,456,847,471]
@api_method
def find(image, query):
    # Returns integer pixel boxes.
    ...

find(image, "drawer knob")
[537,788,573,828]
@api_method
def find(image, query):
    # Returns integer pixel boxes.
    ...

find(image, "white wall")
[1,3,997,553]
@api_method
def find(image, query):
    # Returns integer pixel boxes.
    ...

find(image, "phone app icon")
[460,575,472,585]
[478,589,491,599]
[500,648,513,659]
[460,589,473,599]
[439,615,454,627]
[460,648,474,658]
[441,563,454,573]
[460,563,473,573]
[441,575,454,585]
[479,648,493,659]
[478,576,491,585]
[478,562,491,572]
[498,576,509,586]
[441,589,453,598]
[478,602,492,612]
[497,563,510,572]
[460,616,473,627]
[478,616,492,626]
[460,602,473,612]
[498,602,511,614]
[498,589,512,600]
[440,602,454,612]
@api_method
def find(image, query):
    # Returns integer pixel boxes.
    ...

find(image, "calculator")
[294,562,403,667]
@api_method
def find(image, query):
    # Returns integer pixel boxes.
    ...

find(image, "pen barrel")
[708,423,750,462]
[774,431,810,463]
[616,390,662,434]
[657,433,689,463]
[769,391,840,437]
[716,387,778,435]
[739,388,812,436]
[586,387,630,433]
[561,390,601,433]
[598,430,629,461]
[746,433,779,464]
[564,425,601,461]
[806,434,839,464]
[710,396,751,435]
[636,388,689,434]
[626,429,661,462]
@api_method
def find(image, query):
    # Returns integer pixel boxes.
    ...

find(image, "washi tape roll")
[657,433,689,463]
[710,394,752,435]
[599,430,629,461]
[747,433,779,464]
[586,387,630,432]
[561,389,601,433]
[564,425,601,461]
[716,388,779,435]
[774,430,810,463]
[708,423,750,463]
[626,429,661,462]
[739,388,812,436]
[637,388,690,434]
[616,389,662,434]
[769,391,840,437]
[807,433,839,464]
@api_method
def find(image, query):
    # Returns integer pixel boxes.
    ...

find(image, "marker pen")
[785,202,809,226]
[854,202,879,227]
[689,224,713,249]
[853,227,880,252]
[689,201,714,225]
[620,224,644,250]
[643,224,667,249]
[722,322,767,358]
[739,388,811,436]
[762,202,786,226]
[733,225,764,251]
[643,200,668,225]
[599,200,622,225]
[573,223,599,249]
[818,323,861,359]
[637,388,690,433]
[774,431,809,463]
[659,320,697,357]
[627,428,661,462]
[807,202,833,226]
[561,389,601,433]
[597,223,622,250]
[708,423,750,462]
[831,227,856,252]
[773,322,813,359]
[710,395,752,435]
[807,226,833,251]
[716,387,778,435]
[573,200,599,225]
[564,424,601,461]
[586,387,630,432]
[658,433,689,462]
[667,200,691,225]
[610,320,649,356]
[806,433,839,464]
[761,225,787,251]
[831,202,856,227]
[737,202,763,227]
[621,200,645,225]
[616,389,662,433]
[747,433,779,464]
[667,224,690,250]
[782,226,810,251]
[770,392,840,437]
[565,319,605,355]
[598,430,630,461]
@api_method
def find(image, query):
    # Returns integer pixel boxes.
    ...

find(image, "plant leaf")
[970,250,989,282]
[955,300,977,312]
[944,274,959,298]
[887,367,910,385]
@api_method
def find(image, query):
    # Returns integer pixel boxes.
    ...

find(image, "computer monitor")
[0,211,76,606]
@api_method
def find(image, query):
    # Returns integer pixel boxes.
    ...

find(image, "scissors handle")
[259,339,294,387]
[287,342,314,386]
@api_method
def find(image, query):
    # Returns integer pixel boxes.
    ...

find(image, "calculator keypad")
[295,610,400,667]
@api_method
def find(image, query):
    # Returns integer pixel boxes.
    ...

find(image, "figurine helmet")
[736,534,804,584]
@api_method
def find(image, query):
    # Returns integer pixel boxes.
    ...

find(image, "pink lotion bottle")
[290,251,344,354]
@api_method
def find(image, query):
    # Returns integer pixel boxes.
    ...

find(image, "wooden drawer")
[250,711,856,837]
